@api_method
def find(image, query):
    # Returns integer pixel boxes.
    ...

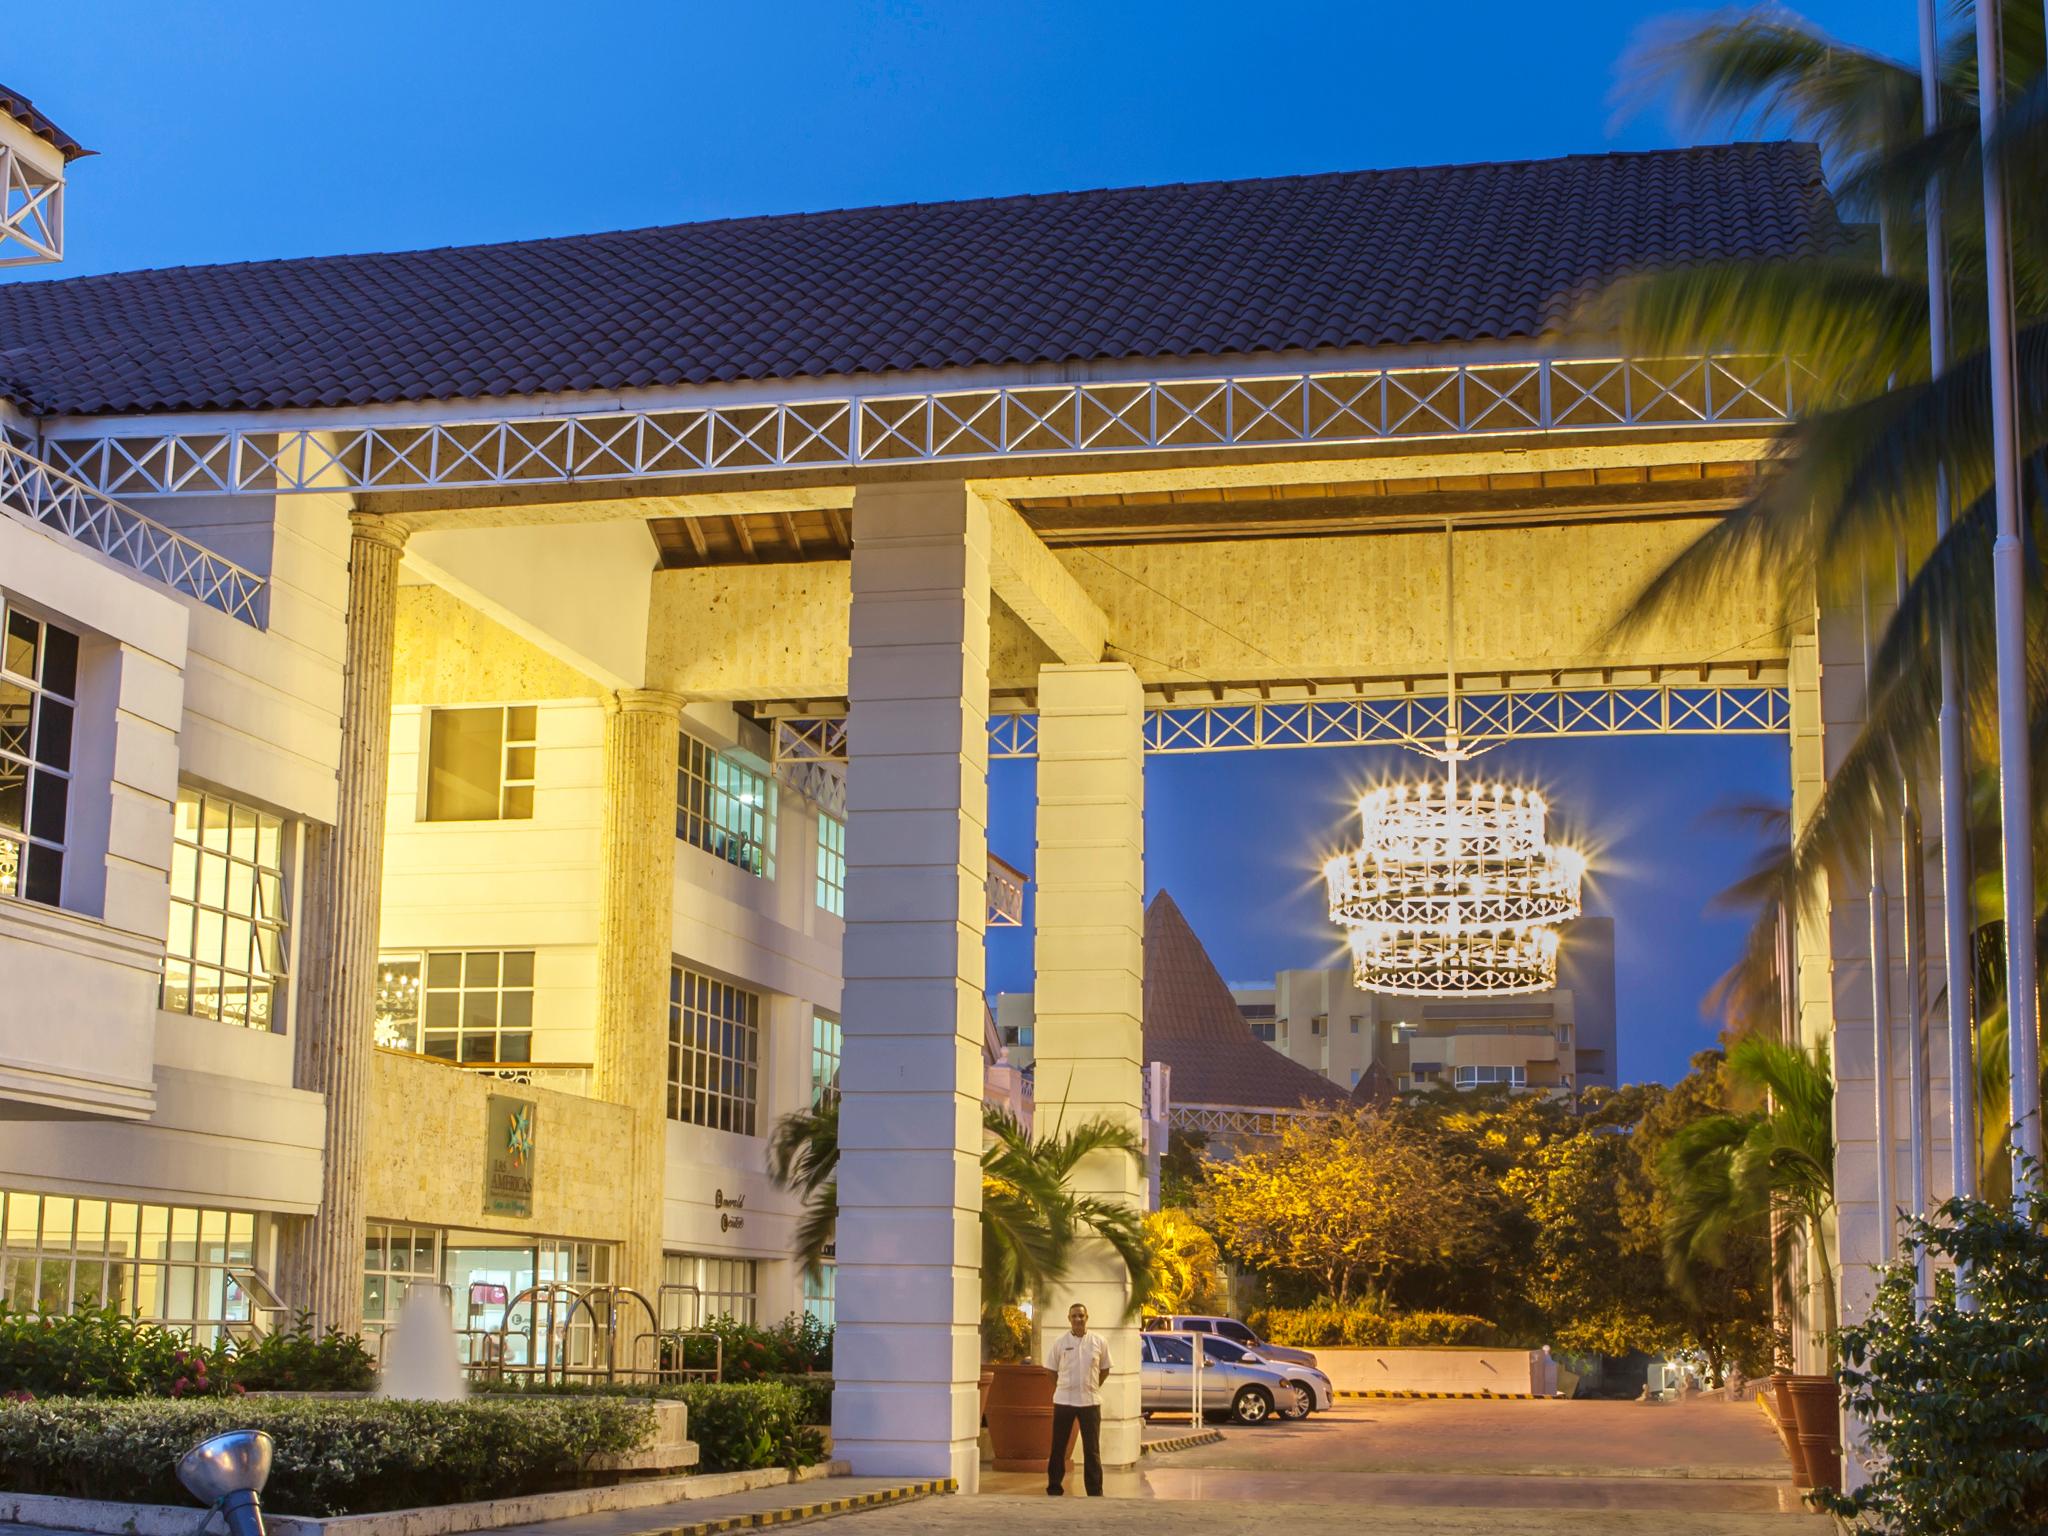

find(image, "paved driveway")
[961,1398,1828,1533]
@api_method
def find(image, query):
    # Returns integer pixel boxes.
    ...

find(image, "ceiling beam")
[985,492,1109,665]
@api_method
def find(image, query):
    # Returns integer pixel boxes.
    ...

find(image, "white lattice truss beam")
[1169,1104,1335,1136]
[38,354,1804,496]
[773,683,1790,766]
[0,429,268,625]
[0,145,63,267]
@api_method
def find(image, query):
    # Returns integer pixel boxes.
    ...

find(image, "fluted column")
[595,688,684,1303]
[290,513,408,1333]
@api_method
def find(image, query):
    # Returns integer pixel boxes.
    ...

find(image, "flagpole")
[1974,0,2043,1207]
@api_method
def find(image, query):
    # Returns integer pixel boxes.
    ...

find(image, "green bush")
[761,1372,832,1425]
[980,1305,1033,1363]
[228,1313,375,1392]
[473,1380,827,1474]
[1821,1191,2048,1535]
[678,1314,831,1381]
[0,1396,651,1515]
[1249,1302,1498,1348]
[0,1307,232,1399]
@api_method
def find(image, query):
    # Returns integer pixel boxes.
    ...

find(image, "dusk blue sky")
[7,1,1927,1084]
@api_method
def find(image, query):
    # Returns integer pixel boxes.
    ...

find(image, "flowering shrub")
[0,1396,652,1514]
[679,1313,831,1380]
[0,1306,371,1398]
[227,1312,374,1392]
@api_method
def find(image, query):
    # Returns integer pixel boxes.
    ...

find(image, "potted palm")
[769,1099,1156,1470]
[1660,1037,1839,1490]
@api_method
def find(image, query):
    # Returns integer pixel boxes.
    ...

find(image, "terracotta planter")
[1798,1432,1841,1494]
[979,1367,995,1424]
[986,1362,1058,1472]
[1786,1375,1840,1442]
[1766,1374,1809,1484]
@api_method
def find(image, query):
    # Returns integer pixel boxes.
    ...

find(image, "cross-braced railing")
[40,354,1805,498]
[773,682,1790,766]
[0,144,63,266]
[0,431,268,625]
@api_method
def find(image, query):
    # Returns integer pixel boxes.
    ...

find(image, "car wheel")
[1288,1381,1315,1417]
[1232,1385,1275,1425]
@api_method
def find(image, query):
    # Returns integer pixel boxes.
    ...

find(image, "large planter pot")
[1786,1375,1841,1491]
[1798,1432,1842,1494]
[986,1362,1058,1472]
[1766,1374,1809,1485]
[979,1368,995,1424]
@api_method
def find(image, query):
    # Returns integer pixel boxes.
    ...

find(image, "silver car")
[1140,1330,1302,1425]
[1144,1313,1321,1371]
[1196,1332,1335,1415]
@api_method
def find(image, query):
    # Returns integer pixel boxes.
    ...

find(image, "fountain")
[375,1287,468,1401]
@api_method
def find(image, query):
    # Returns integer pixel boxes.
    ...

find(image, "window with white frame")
[677,734,774,877]
[815,813,845,915]
[668,966,759,1134]
[803,1262,836,1329]
[810,1011,841,1108]
[0,604,77,907]
[362,1221,440,1338]
[163,787,291,1030]
[374,950,536,1062]
[0,1189,258,1346]
[1453,1064,1527,1087]
[662,1252,757,1327]
[425,705,536,821]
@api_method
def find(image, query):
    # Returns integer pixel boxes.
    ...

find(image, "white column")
[832,482,990,1488]
[1031,662,1145,1468]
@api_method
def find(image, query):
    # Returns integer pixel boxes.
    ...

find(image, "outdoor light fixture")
[1322,524,1588,996]
[177,1429,273,1536]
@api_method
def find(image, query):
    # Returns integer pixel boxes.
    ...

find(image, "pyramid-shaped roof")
[1145,891,1351,1112]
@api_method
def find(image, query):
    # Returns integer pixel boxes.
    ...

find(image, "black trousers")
[1047,1402,1103,1495]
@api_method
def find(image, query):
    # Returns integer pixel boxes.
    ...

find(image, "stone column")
[595,688,684,1304]
[1029,662,1146,1468]
[833,482,991,1488]
[289,513,407,1333]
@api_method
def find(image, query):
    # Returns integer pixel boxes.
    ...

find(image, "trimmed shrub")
[678,1314,832,1381]
[0,1308,232,1399]
[0,1396,651,1516]
[473,1379,827,1474]
[227,1312,374,1393]
[761,1372,832,1426]
[1250,1302,1498,1349]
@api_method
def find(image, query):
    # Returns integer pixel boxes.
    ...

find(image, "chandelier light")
[1324,755,1586,997]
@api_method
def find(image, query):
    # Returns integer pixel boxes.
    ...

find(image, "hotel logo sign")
[484,1094,537,1218]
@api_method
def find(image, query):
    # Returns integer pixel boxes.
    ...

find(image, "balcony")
[371,1045,591,1097]
[0,898,158,1119]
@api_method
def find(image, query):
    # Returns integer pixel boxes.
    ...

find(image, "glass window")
[0,1188,258,1346]
[1151,1335,1193,1364]
[815,813,845,915]
[362,1221,441,1340]
[425,706,536,821]
[803,1262,836,1330]
[374,949,536,1063]
[162,786,291,1030]
[677,734,775,877]
[661,1252,757,1327]
[810,1011,841,1109]
[668,966,760,1135]
[1453,1064,1527,1087]
[0,604,78,907]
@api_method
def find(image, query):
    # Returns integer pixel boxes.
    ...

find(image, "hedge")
[0,1396,652,1516]
[474,1380,825,1473]
[0,1307,373,1398]
[1249,1302,1500,1348]
[760,1373,832,1427]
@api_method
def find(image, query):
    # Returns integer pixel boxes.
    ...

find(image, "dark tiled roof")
[0,143,1838,416]
[1144,891,1350,1113]
[0,84,91,162]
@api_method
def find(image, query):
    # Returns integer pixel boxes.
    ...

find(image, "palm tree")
[1602,4,2048,1174]
[768,1098,1158,1323]
[1661,1037,1840,1340]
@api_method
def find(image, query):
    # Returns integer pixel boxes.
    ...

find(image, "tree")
[1141,1208,1228,1316]
[1202,1110,1474,1303]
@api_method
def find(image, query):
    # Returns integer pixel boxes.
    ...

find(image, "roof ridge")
[1,139,1824,291]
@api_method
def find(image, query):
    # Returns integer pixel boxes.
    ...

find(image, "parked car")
[1195,1332,1335,1416]
[1144,1313,1320,1370]
[1140,1330,1301,1425]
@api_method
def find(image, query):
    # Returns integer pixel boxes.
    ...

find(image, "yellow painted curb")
[1333,1390,1541,1401]
[624,1478,956,1536]
[1141,1429,1224,1455]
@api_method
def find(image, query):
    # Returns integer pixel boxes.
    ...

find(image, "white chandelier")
[1324,756,1586,996]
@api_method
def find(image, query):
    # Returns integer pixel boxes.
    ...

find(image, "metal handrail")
[0,432,267,625]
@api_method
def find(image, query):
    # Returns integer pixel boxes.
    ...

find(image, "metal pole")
[1976,0,2044,1209]
[1921,0,1980,1215]
[1860,564,1897,1257]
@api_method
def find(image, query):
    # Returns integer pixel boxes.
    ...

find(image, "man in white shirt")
[1044,1302,1112,1496]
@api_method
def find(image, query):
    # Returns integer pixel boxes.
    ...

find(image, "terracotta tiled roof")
[0,142,1838,416]
[1145,891,1350,1112]
[0,84,90,162]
